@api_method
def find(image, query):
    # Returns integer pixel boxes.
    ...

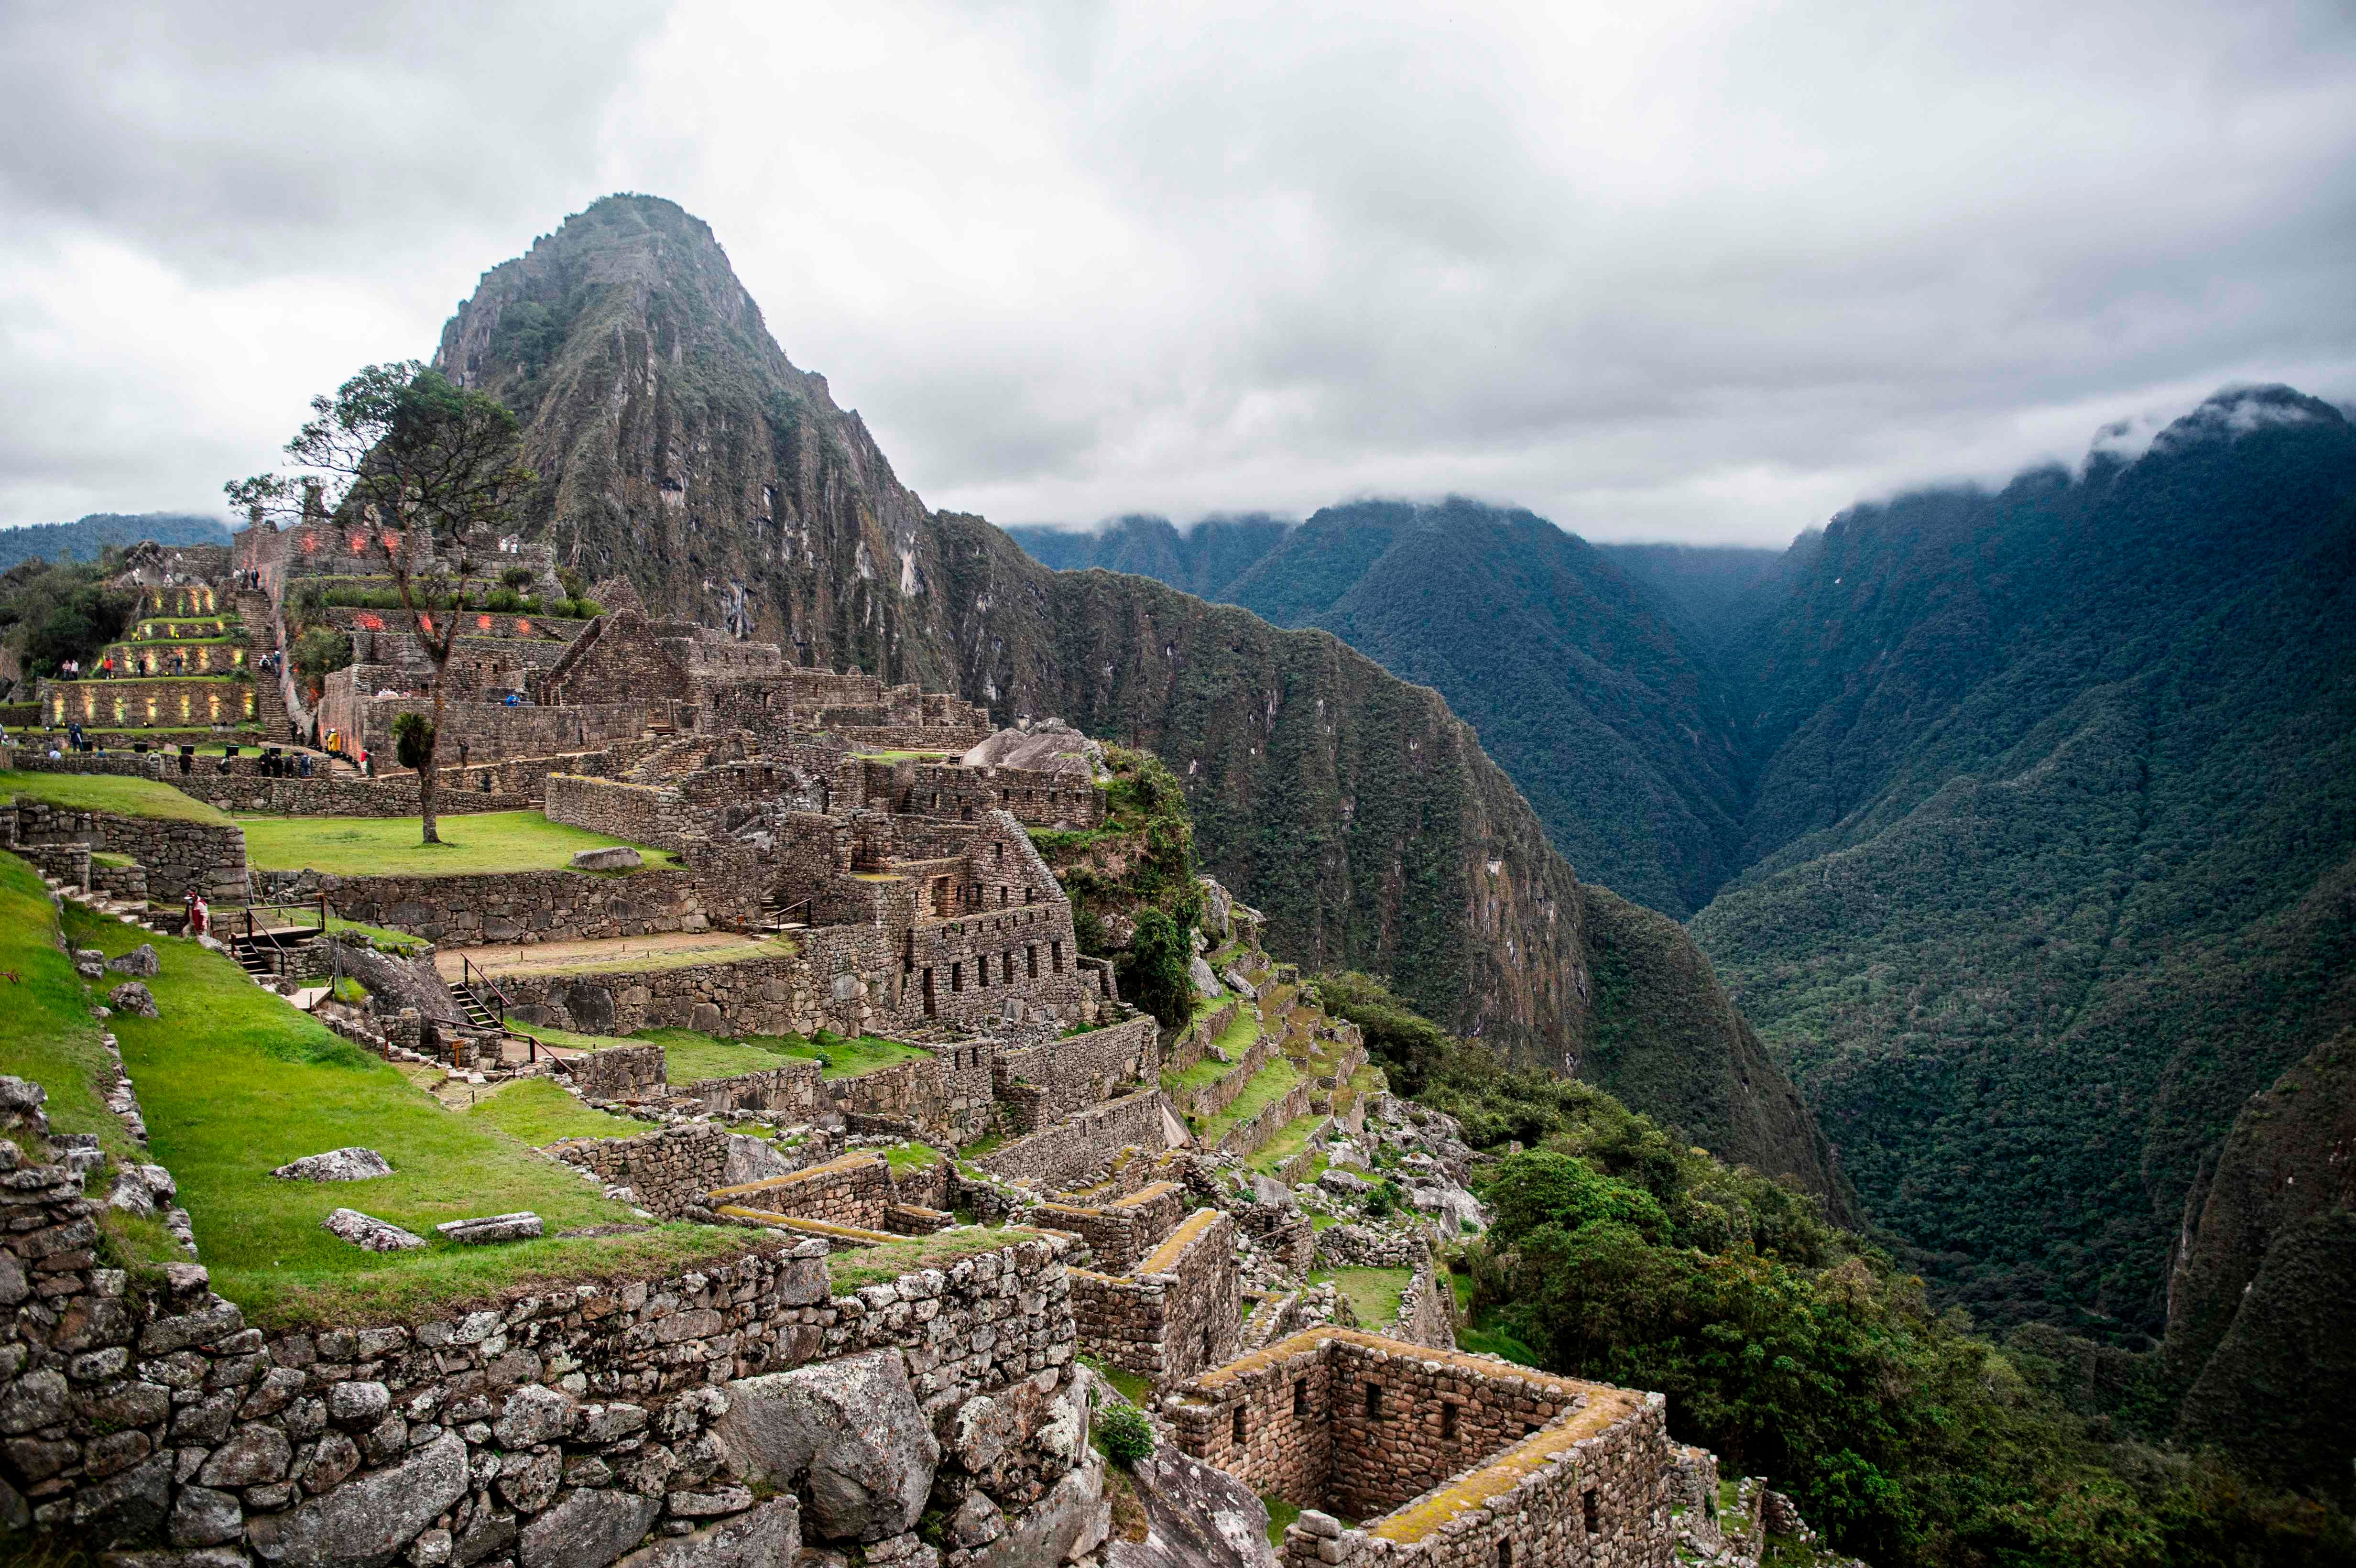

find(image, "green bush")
[1095,1402,1154,1465]
[290,626,353,702]
[500,566,534,590]
[1118,907,1195,1028]
[392,711,435,771]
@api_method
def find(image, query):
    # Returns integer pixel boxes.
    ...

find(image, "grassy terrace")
[462,1078,644,1145]
[240,810,679,876]
[0,769,234,824]
[1245,1112,1327,1176]
[1196,1057,1302,1146]
[1313,1265,1414,1331]
[51,883,759,1327]
[506,1022,930,1084]
[824,1226,1044,1294]
[1159,1006,1260,1098]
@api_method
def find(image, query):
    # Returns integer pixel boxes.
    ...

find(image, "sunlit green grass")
[1310,1265,1413,1332]
[238,810,678,877]
[1197,1057,1302,1146]
[0,769,233,825]
[59,898,759,1327]
[463,1078,643,1145]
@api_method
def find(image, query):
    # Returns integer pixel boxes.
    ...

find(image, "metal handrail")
[458,954,512,1027]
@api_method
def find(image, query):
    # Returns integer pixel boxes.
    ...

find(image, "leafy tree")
[228,363,533,844]
[392,711,435,771]
[1119,906,1195,1028]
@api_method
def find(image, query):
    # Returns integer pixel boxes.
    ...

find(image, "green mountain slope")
[1691,388,2356,1335]
[1005,514,1291,600]
[427,194,1842,1205]
[1012,499,1756,917]
[0,512,229,572]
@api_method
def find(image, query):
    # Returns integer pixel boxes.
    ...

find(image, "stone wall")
[322,866,760,950]
[1181,1028,1279,1124]
[1066,1208,1242,1386]
[497,939,892,1043]
[544,773,704,852]
[1166,1002,1240,1079]
[993,1014,1159,1133]
[563,1044,667,1102]
[890,763,1104,830]
[38,676,258,731]
[316,676,646,767]
[1167,1330,1674,1568]
[1391,1259,1457,1351]
[545,1121,738,1217]
[1031,1180,1186,1275]
[183,772,536,818]
[1217,1076,1316,1162]
[683,1062,823,1121]
[706,1152,950,1234]
[976,1089,1179,1192]
[4,799,248,902]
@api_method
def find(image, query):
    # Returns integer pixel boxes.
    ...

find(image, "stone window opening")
[1582,1489,1599,1535]
[922,969,937,1017]
[1027,945,1038,979]
[1051,940,1064,973]
[1441,1401,1459,1440]
[978,955,990,987]
[1498,1543,1513,1568]
[1231,1405,1245,1445]
[1294,1379,1310,1417]
[1004,949,1015,984]
[951,962,962,993]
[1364,1383,1382,1419]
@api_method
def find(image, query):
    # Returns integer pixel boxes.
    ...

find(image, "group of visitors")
[238,568,263,590]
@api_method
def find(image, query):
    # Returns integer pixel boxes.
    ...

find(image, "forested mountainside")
[1007,513,1292,600]
[1023,501,1756,917]
[425,194,1842,1206]
[1694,387,2356,1339]
[0,511,228,573]
[1595,540,1792,657]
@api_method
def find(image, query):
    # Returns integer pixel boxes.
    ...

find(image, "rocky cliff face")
[2164,1029,2356,1497]
[430,194,1839,1203]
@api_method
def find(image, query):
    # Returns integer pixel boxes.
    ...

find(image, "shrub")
[1095,1402,1154,1465]
[500,566,534,590]
[392,711,436,770]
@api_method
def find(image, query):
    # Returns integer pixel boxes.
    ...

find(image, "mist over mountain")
[0,511,229,573]
[426,194,1842,1205]
[1014,388,2356,1388]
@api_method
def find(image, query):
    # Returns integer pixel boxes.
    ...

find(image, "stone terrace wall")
[1067,1208,1242,1386]
[684,1062,823,1121]
[1391,1259,1457,1351]
[184,773,535,818]
[4,800,248,902]
[497,943,893,1043]
[544,773,705,852]
[1167,1330,1674,1568]
[1182,1029,1279,1124]
[563,1044,666,1102]
[1217,1075,1316,1162]
[1167,1001,1240,1079]
[825,1046,993,1144]
[38,676,258,730]
[1033,1181,1186,1275]
[547,1121,734,1216]
[709,1154,897,1230]
[994,1014,1159,1133]
[976,1088,1179,1191]
[323,866,759,948]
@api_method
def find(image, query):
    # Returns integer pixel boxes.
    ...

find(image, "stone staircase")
[235,589,291,743]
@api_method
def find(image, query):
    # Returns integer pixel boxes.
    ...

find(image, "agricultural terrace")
[240,809,679,876]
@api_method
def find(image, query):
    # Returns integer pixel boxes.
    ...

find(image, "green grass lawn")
[464,1078,643,1145]
[882,1141,942,1174]
[1198,1057,1302,1146]
[509,1023,931,1085]
[1162,1051,1243,1098]
[1312,1266,1414,1331]
[0,854,149,1170]
[59,898,761,1327]
[238,810,678,877]
[1245,1112,1327,1176]
[0,769,232,825]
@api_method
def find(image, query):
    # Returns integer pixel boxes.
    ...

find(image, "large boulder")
[436,1212,544,1245]
[321,1209,423,1252]
[246,1428,469,1567]
[107,943,161,977]
[718,1351,939,1543]
[1106,1447,1278,1568]
[108,981,159,1018]
[724,1133,793,1187]
[570,847,643,872]
[517,1488,661,1568]
[611,1498,799,1568]
[1188,956,1222,1000]
[273,1148,394,1183]
[968,1450,1109,1568]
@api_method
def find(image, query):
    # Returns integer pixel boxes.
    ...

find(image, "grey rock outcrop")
[1188,956,1222,1000]
[108,981,159,1018]
[74,948,106,980]
[570,846,643,871]
[273,1147,394,1183]
[611,1498,800,1568]
[966,1451,1108,1567]
[1107,1447,1278,1568]
[518,1485,661,1568]
[718,1351,938,1543]
[435,1211,544,1244]
[108,943,161,977]
[321,1209,423,1252]
[245,1428,469,1567]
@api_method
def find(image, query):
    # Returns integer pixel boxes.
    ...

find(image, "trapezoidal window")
[922,969,936,1018]
[1440,1402,1459,1440]
[1583,1490,1599,1535]
[950,962,962,993]
[1364,1383,1382,1419]
[1293,1379,1310,1417]
[1231,1406,1245,1445]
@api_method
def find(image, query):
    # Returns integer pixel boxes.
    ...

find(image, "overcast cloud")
[4,0,2352,544]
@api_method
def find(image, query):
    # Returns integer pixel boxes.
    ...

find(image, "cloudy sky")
[4,0,2352,545]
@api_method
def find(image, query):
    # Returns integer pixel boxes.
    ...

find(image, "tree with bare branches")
[228,362,534,845]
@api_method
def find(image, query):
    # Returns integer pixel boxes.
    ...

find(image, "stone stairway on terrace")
[235,589,292,743]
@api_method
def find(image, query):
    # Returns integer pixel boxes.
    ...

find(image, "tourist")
[177,748,191,775]
[298,752,313,778]
[189,894,208,939]
[360,747,373,777]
